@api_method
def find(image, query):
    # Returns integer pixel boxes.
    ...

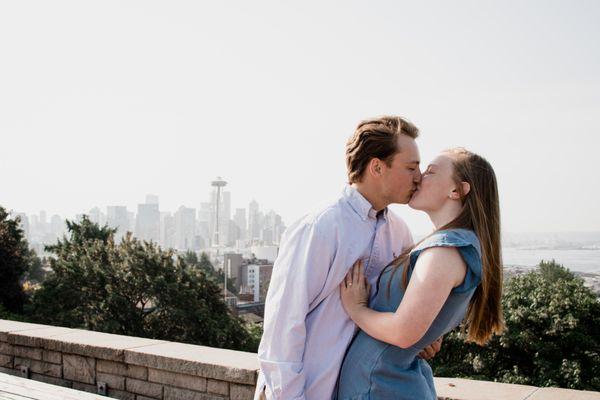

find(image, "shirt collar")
[343,185,388,222]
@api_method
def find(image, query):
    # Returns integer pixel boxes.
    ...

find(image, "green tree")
[184,251,238,295]
[30,217,256,351]
[0,206,33,313]
[430,260,600,391]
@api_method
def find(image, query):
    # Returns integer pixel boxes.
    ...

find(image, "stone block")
[527,387,600,399]
[97,371,125,390]
[43,350,62,364]
[0,319,49,343]
[0,365,19,376]
[127,364,148,380]
[229,384,254,400]
[14,356,62,377]
[42,329,165,362]
[126,377,163,398]
[164,387,225,400]
[63,353,96,384]
[0,354,13,368]
[97,359,128,375]
[124,342,259,385]
[207,379,229,396]
[73,381,98,393]
[148,368,206,392]
[9,327,74,347]
[434,377,538,400]
[12,344,43,360]
[0,341,13,355]
[30,372,72,388]
[108,389,135,400]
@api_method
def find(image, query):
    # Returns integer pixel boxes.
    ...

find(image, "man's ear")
[368,158,384,178]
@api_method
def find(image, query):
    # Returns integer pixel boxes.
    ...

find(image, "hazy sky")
[1,1,598,234]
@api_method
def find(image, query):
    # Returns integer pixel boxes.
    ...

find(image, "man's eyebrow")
[408,160,420,165]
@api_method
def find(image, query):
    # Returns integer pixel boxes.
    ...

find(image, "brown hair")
[388,148,504,345]
[346,116,419,183]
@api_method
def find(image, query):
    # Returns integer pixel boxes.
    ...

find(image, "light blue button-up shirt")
[255,185,413,400]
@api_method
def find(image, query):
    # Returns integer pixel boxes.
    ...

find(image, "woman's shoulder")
[414,228,480,255]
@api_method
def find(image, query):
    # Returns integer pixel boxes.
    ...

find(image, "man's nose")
[414,170,422,183]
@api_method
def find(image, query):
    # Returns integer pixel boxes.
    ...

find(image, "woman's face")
[409,152,458,212]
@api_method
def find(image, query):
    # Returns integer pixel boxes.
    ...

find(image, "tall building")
[223,253,244,291]
[233,208,247,242]
[50,215,64,238]
[145,194,159,205]
[247,200,261,242]
[135,201,160,243]
[244,264,273,303]
[174,206,196,250]
[107,206,129,242]
[160,212,175,249]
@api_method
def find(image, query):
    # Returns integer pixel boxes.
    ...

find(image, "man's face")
[380,135,421,205]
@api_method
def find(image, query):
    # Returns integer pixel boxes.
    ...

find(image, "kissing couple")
[255,116,505,400]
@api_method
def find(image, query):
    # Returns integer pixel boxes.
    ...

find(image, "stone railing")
[1,319,599,400]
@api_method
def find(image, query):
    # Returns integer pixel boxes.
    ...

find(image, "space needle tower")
[211,177,227,249]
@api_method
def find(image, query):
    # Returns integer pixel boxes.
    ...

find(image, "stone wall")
[0,319,257,400]
[1,319,599,400]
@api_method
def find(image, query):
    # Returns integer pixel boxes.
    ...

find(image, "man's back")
[256,186,413,399]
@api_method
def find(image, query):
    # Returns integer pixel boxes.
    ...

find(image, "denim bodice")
[336,229,482,400]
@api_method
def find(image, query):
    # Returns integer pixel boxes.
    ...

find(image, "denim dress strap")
[409,229,482,293]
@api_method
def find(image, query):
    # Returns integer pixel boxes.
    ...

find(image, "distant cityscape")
[9,181,288,312]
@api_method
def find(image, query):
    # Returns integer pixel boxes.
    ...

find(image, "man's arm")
[258,220,334,400]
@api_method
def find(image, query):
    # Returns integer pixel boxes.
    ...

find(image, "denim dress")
[336,229,482,400]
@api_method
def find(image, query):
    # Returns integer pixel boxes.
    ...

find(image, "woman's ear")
[450,182,470,199]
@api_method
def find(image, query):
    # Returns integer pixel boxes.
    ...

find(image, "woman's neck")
[427,202,462,230]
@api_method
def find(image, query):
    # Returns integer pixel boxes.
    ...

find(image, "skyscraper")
[135,197,160,243]
[107,206,129,242]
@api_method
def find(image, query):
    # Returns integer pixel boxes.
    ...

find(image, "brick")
[127,364,148,380]
[72,381,97,393]
[126,377,163,398]
[0,366,19,376]
[97,359,147,379]
[30,372,72,388]
[164,387,225,400]
[97,371,125,390]
[148,368,206,392]
[14,357,62,378]
[207,379,228,396]
[109,389,135,400]
[229,383,255,400]
[0,342,13,355]
[0,354,13,368]
[12,345,43,360]
[97,359,127,375]
[43,350,62,364]
[63,354,96,384]
[137,396,159,400]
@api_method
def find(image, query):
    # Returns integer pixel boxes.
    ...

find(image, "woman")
[336,148,505,400]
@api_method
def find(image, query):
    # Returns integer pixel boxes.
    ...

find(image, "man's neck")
[352,183,387,212]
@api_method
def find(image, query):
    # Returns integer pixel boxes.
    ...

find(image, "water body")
[502,248,600,273]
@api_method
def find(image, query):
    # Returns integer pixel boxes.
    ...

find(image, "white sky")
[1,1,598,235]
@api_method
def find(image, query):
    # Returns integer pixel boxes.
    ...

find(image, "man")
[255,116,442,400]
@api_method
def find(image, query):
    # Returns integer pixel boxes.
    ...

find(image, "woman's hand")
[340,259,371,317]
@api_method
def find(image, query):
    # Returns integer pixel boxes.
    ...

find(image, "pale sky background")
[1,1,598,235]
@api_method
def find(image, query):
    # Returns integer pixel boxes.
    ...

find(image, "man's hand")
[418,336,443,360]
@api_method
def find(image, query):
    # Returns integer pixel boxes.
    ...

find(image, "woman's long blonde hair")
[389,148,504,345]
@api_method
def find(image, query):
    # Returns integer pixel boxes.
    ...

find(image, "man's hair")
[345,116,419,183]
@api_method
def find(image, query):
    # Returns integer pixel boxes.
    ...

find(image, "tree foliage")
[183,251,238,295]
[30,217,256,351]
[0,206,36,313]
[430,260,600,391]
